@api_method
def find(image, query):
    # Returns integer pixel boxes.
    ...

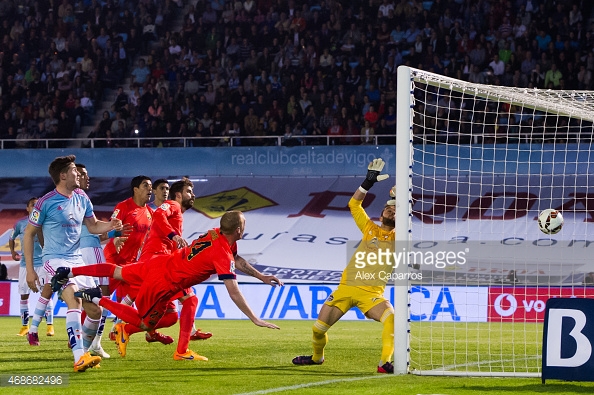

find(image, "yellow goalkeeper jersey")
[339,197,395,293]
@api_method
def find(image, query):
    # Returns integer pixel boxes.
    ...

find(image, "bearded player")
[292,158,396,374]
[103,175,175,345]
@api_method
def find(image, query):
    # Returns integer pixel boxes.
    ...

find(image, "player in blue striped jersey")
[77,163,113,359]
[9,197,54,337]
[24,155,123,372]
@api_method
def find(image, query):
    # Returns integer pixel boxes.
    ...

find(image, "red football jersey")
[139,200,183,259]
[145,228,236,291]
[104,197,153,266]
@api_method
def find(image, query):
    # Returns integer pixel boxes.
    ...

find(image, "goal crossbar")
[410,68,594,123]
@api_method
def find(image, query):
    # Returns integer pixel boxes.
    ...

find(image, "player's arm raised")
[350,158,390,230]
[223,278,279,329]
[234,254,283,287]
[354,158,390,200]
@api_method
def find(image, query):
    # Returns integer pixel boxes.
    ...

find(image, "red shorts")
[121,261,176,328]
[135,278,178,328]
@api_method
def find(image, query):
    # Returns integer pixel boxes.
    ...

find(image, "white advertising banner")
[0,146,591,324]
[1,281,487,322]
[0,174,591,292]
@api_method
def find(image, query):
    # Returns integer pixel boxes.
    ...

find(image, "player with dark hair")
[148,178,170,210]
[138,177,212,350]
[102,175,166,343]
[76,163,116,358]
[25,155,122,372]
[146,177,211,341]
[103,175,153,270]
[140,177,194,256]
[292,158,396,374]
[51,211,283,361]
[10,197,54,337]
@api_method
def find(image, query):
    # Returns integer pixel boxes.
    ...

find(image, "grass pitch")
[0,317,593,394]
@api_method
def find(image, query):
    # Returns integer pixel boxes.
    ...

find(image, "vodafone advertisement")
[488,287,594,323]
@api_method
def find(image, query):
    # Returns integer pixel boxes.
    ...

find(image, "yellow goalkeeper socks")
[312,320,330,363]
[379,309,394,366]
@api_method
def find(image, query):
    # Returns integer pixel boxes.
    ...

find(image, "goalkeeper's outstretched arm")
[353,158,390,200]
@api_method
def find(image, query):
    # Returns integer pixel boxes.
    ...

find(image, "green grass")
[0,317,593,394]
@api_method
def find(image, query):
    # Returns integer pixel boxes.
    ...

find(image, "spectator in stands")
[327,117,344,145]
[577,64,592,90]
[544,63,563,88]
[364,105,379,129]
[489,54,505,77]
[131,59,150,86]
[184,74,200,96]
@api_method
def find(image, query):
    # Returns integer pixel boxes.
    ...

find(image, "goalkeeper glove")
[360,158,389,192]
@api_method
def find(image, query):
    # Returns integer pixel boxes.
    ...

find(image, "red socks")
[177,296,198,354]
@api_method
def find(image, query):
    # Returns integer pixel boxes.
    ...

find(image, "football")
[537,209,564,235]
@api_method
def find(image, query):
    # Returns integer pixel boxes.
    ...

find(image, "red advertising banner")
[488,286,594,322]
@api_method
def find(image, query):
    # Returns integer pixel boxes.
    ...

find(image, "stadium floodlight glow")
[394,66,592,377]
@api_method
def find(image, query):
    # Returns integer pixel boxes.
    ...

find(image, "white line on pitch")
[234,375,391,395]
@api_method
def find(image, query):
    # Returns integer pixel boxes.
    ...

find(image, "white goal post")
[394,66,593,377]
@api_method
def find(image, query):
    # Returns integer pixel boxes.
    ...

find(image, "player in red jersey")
[103,176,175,345]
[138,177,211,346]
[103,176,153,269]
[139,177,191,258]
[52,211,282,361]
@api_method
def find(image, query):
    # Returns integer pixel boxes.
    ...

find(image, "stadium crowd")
[0,0,177,148]
[0,0,592,147]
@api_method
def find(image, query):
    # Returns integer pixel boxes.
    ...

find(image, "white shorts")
[43,257,97,292]
[81,247,109,286]
[18,266,46,295]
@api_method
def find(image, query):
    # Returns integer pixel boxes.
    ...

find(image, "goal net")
[393,66,594,376]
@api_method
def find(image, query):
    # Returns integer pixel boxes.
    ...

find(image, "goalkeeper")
[292,158,396,374]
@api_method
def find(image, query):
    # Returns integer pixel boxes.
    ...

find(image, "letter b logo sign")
[542,298,594,382]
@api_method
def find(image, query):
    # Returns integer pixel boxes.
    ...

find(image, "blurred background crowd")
[0,0,592,148]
